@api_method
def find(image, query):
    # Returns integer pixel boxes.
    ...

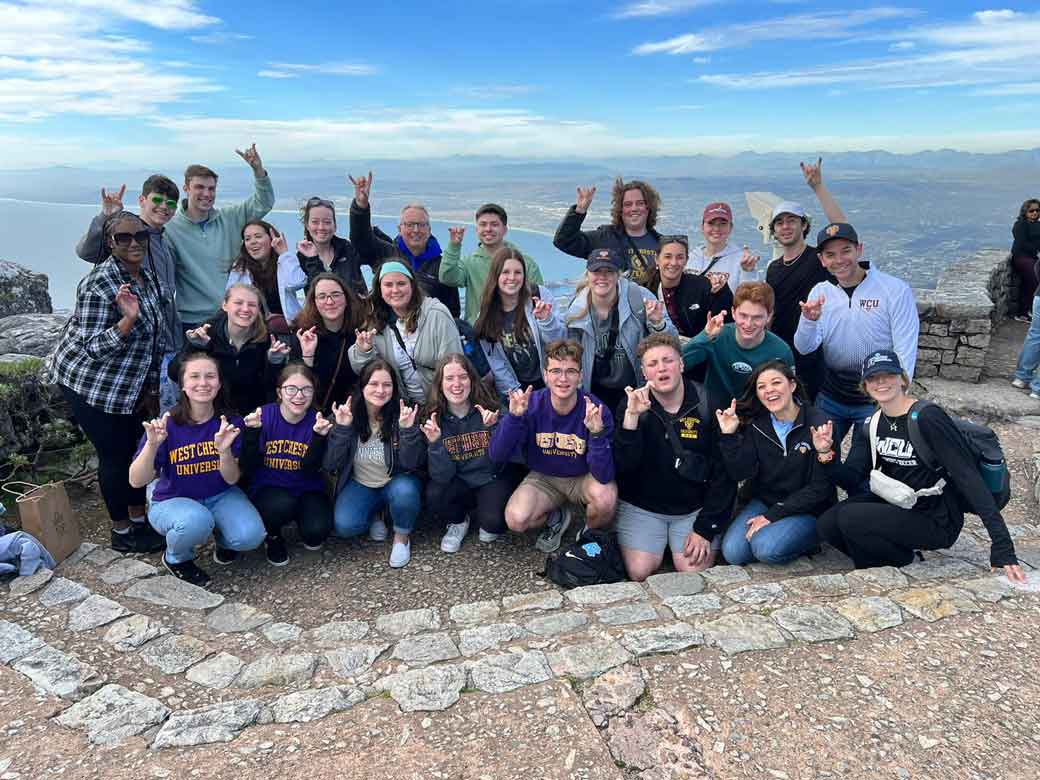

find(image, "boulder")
[0,261,52,317]
[0,314,68,357]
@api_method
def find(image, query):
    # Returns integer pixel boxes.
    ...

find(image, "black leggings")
[251,486,333,547]
[816,497,959,569]
[61,385,145,525]
[425,465,526,534]
[1012,253,1039,316]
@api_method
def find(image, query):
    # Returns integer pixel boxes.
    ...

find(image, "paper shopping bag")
[3,481,81,563]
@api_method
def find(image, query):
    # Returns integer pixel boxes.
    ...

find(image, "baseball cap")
[861,349,903,380]
[587,247,622,272]
[702,202,732,223]
[770,201,807,223]
[817,222,859,249]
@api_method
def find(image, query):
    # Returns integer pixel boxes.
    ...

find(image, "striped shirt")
[47,257,167,414]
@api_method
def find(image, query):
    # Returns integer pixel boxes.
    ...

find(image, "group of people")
[44,146,1026,588]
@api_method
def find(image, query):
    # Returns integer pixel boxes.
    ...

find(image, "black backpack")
[543,528,627,589]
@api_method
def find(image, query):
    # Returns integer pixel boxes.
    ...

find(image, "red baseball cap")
[702,202,732,223]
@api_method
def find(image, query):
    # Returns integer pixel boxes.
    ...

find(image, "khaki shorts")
[520,472,591,509]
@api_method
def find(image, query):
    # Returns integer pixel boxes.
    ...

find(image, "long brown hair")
[351,358,400,444]
[422,353,499,423]
[169,351,234,426]
[735,359,807,422]
[229,219,278,295]
[292,272,363,333]
[368,263,424,333]
[473,247,535,344]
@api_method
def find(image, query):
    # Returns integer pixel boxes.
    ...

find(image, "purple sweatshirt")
[140,415,244,503]
[489,388,615,483]
[243,404,326,496]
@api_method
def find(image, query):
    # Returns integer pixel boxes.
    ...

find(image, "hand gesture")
[235,143,264,175]
[101,185,126,216]
[332,397,353,427]
[739,246,760,273]
[399,401,418,429]
[532,296,553,322]
[584,397,605,435]
[270,228,288,255]
[706,272,727,294]
[1000,563,1027,583]
[115,284,140,321]
[243,407,263,428]
[268,339,290,359]
[715,398,740,435]
[186,322,212,345]
[354,327,376,353]
[508,385,533,417]
[801,157,823,190]
[745,514,771,541]
[313,411,333,436]
[448,226,466,245]
[575,185,596,214]
[421,412,441,443]
[142,412,170,446]
[624,384,652,416]
[348,171,373,208]
[644,298,665,326]
[810,420,833,453]
[297,239,316,257]
[474,404,500,428]
[682,531,711,566]
[214,415,241,453]
[798,295,825,322]
[704,309,726,340]
[296,326,318,358]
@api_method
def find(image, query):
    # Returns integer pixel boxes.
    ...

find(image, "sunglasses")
[306,197,336,209]
[660,234,689,247]
[111,230,149,247]
[149,194,178,210]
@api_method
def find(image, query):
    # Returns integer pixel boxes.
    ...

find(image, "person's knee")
[504,499,533,533]
[583,481,617,526]
[222,516,267,551]
[721,532,753,566]
[623,553,660,582]
[333,506,371,538]
[387,478,421,512]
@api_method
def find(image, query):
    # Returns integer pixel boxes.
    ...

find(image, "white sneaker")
[389,540,411,568]
[440,518,470,553]
[368,516,388,542]
[1011,378,1028,389]
[479,528,504,543]
[535,507,572,553]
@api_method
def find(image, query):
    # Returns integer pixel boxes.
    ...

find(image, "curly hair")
[610,178,661,232]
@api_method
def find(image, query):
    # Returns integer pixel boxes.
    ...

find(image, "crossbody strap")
[868,409,881,471]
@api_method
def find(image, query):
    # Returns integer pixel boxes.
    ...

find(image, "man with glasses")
[164,144,275,331]
[75,174,184,412]
[348,171,461,317]
[489,339,617,554]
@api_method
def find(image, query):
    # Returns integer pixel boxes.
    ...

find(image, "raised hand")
[142,412,170,446]
[186,322,212,345]
[801,157,823,190]
[332,397,353,427]
[575,185,597,214]
[101,185,126,216]
[745,514,771,541]
[704,309,726,340]
[268,339,290,359]
[270,228,288,255]
[213,415,241,453]
[399,401,418,429]
[313,411,333,436]
[448,226,466,245]
[798,295,825,322]
[715,398,740,435]
[297,239,316,257]
[532,296,553,322]
[235,143,265,175]
[706,272,728,294]
[584,397,605,435]
[348,171,373,208]
[296,326,318,358]
[739,246,760,272]
[508,385,533,417]
[243,407,263,428]
[474,404,500,428]
[114,284,140,321]
[810,420,834,453]
[421,412,441,443]
[624,384,652,416]
[354,327,376,353]
[644,298,665,326]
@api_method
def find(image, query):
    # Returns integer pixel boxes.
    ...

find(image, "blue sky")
[1,1,1037,168]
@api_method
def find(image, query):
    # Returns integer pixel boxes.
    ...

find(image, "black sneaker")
[212,546,238,566]
[130,522,165,553]
[266,537,289,567]
[162,556,211,587]
[110,528,135,553]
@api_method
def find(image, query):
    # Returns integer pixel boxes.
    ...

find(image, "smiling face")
[733,301,770,348]
[702,217,732,249]
[755,368,797,416]
[818,238,864,285]
[380,272,413,313]
[277,372,314,420]
[242,224,272,260]
[621,188,649,234]
[476,212,507,249]
[772,213,805,248]
[589,267,619,299]
[1026,201,1040,222]
[185,175,217,214]
[109,216,147,267]
[640,344,682,396]
[180,356,220,406]
[864,371,905,405]
[441,359,472,408]
[362,368,395,410]
[222,287,261,330]
[543,356,581,404]
[399,206,431,255]
[497,257,526,298]
[138,191,175,228]
[314,278,347,325]
[657,241,687,287]
[307,204,336,244]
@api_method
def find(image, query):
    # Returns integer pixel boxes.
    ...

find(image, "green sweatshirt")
[439,240,545,324]
[682,323,794,405]
[164,175,275,323]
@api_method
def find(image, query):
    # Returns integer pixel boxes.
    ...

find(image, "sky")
[1,1,1038,168]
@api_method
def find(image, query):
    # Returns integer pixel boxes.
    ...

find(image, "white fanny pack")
[867,410,945,510]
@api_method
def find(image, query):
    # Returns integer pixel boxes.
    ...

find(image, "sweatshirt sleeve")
[489,410,526,464]
[75,212,107,265]
[222,175,275,227]
[890,282,921,380]
[300,432,328,474]
[398,424,428,473]
[611,395,644,474]
[526,254,545,286]
[586,404,615,484]
[323,423,356,473]
[682,331,714,370]
[552,206,595,259]
[349,201,394,262]
[793,283,826,356]
[717,428,759,483]
[425,438,457,483]
[438,241,467,287]
[693,424,737,540]
[238,426,264,480]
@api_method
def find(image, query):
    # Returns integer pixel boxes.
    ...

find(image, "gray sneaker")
[535,508,571,553]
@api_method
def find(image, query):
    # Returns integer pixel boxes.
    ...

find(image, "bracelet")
[817,449,836,464]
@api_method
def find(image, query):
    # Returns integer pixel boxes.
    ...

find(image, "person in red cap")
[688,201,761,295]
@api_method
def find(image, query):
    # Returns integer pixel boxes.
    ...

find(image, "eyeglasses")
[315,292,345,303]
[149,194,178,210]
[111,230,149,247]
[1028,208,1040,214]
[306,197,336,209]
[546,368,580,378]
[280,385,315,398]
[401,221,430,230]
[660,234,689,247]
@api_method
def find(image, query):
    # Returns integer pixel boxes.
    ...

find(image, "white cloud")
[257,62,378,79]
[889,41,915,51]
[24,0,218,30]
[190,31,254,45]
[974,82,1040,96]
[613,0,719,18]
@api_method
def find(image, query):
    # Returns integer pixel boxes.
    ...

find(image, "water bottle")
[979,457,1006,493]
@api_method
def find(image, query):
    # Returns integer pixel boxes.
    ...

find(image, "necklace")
[782,247,806,267]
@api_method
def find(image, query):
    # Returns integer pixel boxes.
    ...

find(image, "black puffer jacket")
[298,235,373,296]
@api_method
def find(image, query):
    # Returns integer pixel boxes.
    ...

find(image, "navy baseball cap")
[817,222,859,249]
[861,349,903,380]
[587,247,622,272]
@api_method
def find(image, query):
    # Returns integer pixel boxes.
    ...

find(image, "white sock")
[129,516,146,524]
[113,526,131,535]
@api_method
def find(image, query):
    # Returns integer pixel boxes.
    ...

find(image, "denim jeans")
[1014,295,1040,393]
[333,475,422,538]
[720,499,819,566]
[815,391,876,446]
[148,486,266,564]
[158,351,180,414]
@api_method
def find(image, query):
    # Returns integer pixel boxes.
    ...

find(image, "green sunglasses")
[149,194,178,210]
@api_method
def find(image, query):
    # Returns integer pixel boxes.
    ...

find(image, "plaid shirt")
[47,257,167,414]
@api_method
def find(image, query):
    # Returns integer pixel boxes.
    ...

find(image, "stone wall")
[913,250,1015,383]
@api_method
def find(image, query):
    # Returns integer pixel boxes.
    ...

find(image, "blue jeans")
[720,499,819,566]
[1014,294,1040,393]
[333,475,422,538]
[148,486,266,564]
[158,351,180,414]
[815,391,876,446]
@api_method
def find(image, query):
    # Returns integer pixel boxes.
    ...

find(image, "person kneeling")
[614,333,736,580]
[489,340,617,554]
[130,352,266,587]
[716,360,834,566]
